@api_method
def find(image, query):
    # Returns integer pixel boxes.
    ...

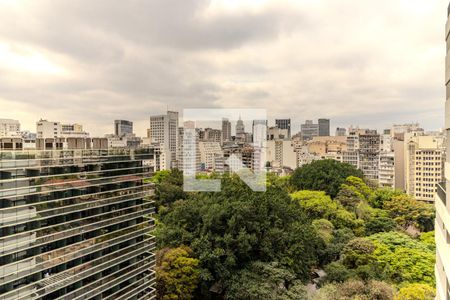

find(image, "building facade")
[0,138,156,300]
[275,119,291,138]
[114,120,133,136]
[149,111,178,169]
[0,119,21,138]
[318,118,330,136]
[436,9,450,298]
[221,118,231,143]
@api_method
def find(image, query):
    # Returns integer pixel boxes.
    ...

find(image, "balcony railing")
[437,181,446,206]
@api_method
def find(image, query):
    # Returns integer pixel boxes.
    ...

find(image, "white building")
[149,111,178,168]
[0,119,20,137]
[36,120,89,139]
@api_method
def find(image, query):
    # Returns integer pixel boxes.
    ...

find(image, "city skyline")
[0,0,446,136]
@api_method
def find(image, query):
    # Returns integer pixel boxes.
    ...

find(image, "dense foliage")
[290,159,364,198]
[153,160,436,299]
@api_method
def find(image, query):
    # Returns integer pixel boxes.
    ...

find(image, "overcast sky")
[0,0,447,136]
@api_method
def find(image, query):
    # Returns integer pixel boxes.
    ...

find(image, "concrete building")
[235,116,245,141]
[114,120,133,136]
[149,111,178,168]
[0,138,156,299]
[202,128,222,143]
[266,140,297,170]
[436,9,450,298]
[199,142,224,171]
[0,119,20,137]
[405,134,445,203]
[222,118,231,143]
[301,120,319,141]
[36,120,89,139]
[267,127,289,141]
[275,119,291,138]
[318,118,330,136]
[336,127,347,136]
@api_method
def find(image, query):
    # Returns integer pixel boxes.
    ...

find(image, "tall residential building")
[176,122,201,172]
[0,119,20,137]
[405,134,444,203]
[275,119,291,138]
[318,118,330,136]
[222,118,231,142]
[335,127,347,136]
[0,138,156,300]
[114,120,133,136]
[149,111,178,169]
[436,8,450,298]
[357,129,380,181]
[266,140,297,170]
[301,120,319,141]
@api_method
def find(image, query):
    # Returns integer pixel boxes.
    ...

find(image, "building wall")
[436,10,450,299]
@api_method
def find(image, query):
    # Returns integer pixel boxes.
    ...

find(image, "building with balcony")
[436,6,450,298]
[0,138,156,300]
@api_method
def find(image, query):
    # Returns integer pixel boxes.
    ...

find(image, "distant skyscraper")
[336,127,347,136]
[236,116,245,137]
[114,119,133,136]
[275,119,291,138]
[318,118,330,136]
[149,111,179,168]
[300,120,319,141]
[222,118,231,142]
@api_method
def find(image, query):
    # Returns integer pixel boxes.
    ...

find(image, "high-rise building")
[222,118,231,143]
[300,120,319,141]
[235,116,245,140]
[405,133,444,203]
[0,119,21,137]
[436,9,450,298]
[199,142,224,171]
[318,118,330,136]
[149,111,178,169]
[335,127,347,136]
[0,137,156,300]
[275,119,291,138]
[114,120,133,136]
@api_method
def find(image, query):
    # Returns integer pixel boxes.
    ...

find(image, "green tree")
[314,280,394,300]
[226,261,307,300]
[158,176,323,296]
[364,209,396,235]
[156,246,201,300]
[154,169,187,210]
[369,188,404,209]
[383,195,435,232]
[290,190,361,230]
[324,262,355,283]
[290,160,364,198]
[395,283,435,300]
[313,219,334,244]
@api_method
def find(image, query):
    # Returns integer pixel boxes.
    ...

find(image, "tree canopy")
[290,160,364,198]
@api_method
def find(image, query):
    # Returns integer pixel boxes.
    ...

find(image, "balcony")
[437,182,446,206]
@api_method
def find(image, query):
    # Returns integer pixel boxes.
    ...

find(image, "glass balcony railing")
[4,238,155,300]
[437,182,446,205]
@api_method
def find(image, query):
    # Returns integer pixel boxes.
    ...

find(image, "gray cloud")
[0,0,446,136]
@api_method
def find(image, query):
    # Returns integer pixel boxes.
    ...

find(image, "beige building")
[266,140,297,170]
[199,142,224,171]
[405,134,445,203]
